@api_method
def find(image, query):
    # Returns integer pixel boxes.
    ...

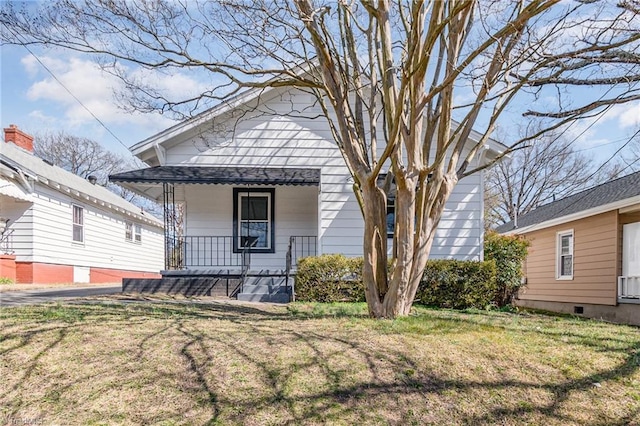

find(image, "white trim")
[317,181,323,256]
[236,190,273,250]
[556,229,574,280]
[505,194,640,235]
[620,202,640,214]
[479,169,485,261]
[154,143,166,166]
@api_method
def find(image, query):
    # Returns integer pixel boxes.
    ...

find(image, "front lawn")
[1,300,638,425]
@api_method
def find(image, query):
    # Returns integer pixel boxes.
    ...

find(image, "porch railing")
[618,276,640,300]
[165,235,318,273]
[0,229,14,255]
[288,236,318,269]
[166,236,241,270]
[285,236,318,301]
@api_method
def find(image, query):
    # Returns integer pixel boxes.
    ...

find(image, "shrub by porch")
[295,255,499,309]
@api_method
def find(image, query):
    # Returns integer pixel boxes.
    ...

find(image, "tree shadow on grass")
[1,301,639,425]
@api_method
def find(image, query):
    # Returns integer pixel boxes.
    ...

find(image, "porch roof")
[110,166,321,186]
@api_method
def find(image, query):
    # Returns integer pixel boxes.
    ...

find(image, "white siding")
[28,183,164,272]
[162,87,484,262]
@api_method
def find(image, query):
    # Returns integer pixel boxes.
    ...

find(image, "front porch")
[112,166,321,302]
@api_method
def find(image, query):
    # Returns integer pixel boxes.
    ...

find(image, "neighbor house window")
[557,230,574,279]
[125,222,142,243]
[125,222,133,241]
[72,205,84,243]
[135,224,142,242]
[233,188,275,253]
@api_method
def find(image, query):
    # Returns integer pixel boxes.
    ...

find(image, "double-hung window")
[557,230,574,279]
[125,222,133,241]
[233,188,275,253]
[72,205,84,243]
[126,222,142,243]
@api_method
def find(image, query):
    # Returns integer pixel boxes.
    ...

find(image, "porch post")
[163,182,177,270]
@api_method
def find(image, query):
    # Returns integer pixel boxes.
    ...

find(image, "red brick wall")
[16,262,74,284]
[14,261,160,284]
[0,255,17,282]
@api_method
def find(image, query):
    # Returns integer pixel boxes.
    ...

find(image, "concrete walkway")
[0,284,121,307]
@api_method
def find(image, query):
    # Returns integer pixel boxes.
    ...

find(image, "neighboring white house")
[111,84,503,290]
[0,125,164,284]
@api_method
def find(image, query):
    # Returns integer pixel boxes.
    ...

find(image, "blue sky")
[1,41,639,164]
[1,44,178,159]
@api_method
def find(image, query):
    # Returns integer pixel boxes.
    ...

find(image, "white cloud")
[617,102,640,129]
[21,55,206,133]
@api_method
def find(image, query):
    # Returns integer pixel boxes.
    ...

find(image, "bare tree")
[485,131,602,228]
[33,131,162,216]
[3,0,639,318]
[617,130,640,174]
[34,131,127,185]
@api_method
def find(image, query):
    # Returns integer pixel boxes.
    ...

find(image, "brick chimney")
[4,125,34,152]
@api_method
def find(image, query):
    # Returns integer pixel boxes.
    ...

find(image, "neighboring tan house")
[497,171,640,326]
[0,125,164,284]
[110,83,505,302]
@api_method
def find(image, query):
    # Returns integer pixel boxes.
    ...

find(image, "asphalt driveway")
[0,285,121,307]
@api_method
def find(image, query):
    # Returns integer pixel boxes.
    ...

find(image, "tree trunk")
[361,181,388,317]
[361,174,455,319]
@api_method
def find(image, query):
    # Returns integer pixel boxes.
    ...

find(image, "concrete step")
[237,292,291,303]
[243,276,287,287]
[240,284,290,295]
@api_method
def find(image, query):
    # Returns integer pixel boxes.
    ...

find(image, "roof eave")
[502,194,640,235]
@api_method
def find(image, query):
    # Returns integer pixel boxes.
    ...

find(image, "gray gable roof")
[1,141,163,228]
[497,170,640,233]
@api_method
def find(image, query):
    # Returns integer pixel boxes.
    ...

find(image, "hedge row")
[295,254,365,303]
[294,233,528,309]
[295,255,498,309]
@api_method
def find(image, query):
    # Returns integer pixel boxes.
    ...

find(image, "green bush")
[0,276,14,285]
[295,254,365,302]
[484,231,530,306]
[296,254,501,310]
[416,259,498,309]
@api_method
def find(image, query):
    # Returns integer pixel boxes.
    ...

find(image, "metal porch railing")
[285,236,318,301]
[0,229,14,255]
[618,276,640,300]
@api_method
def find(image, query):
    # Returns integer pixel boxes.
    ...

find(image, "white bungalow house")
[0,125,164,284]
[110,85,504,301]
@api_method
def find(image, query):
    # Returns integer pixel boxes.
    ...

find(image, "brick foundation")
[0,255,17,282]
[16,262,73,284]
[14,262,160,284]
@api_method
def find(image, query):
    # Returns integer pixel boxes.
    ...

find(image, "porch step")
[237,275,292,303]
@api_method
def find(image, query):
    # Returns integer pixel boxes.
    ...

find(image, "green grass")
[1,299,639,425]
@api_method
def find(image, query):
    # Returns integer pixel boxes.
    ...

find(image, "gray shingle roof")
[1,141,163,227]
[497,170,640,233]
[110,166,321,186]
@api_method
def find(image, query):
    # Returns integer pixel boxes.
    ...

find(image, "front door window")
[233,188,275,253]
